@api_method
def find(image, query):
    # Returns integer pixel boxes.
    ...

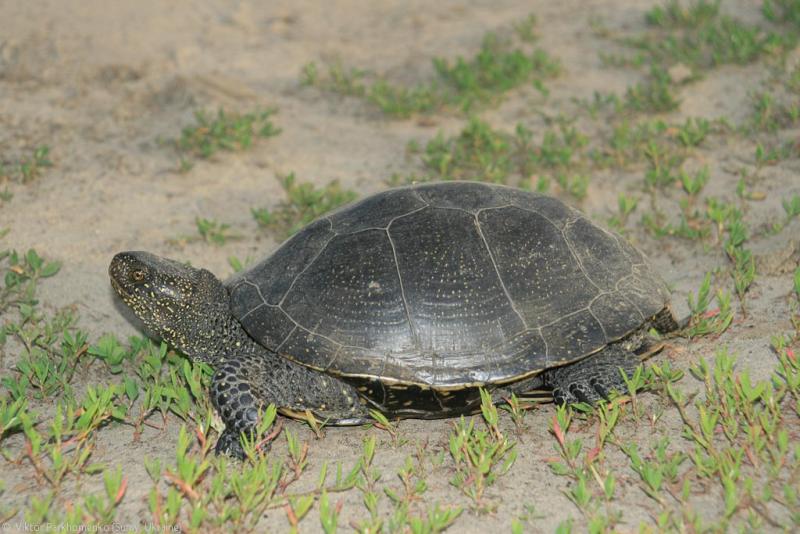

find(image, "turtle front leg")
[211,355,263,458]
[211,349,371,458]
[543,345,640,405]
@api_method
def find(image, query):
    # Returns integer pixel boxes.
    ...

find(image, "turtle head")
[109,251,229,360]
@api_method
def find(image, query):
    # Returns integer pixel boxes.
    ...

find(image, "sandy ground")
[1,0,799,532]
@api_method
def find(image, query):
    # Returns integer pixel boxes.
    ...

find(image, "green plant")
[630,2,790,73]
[405,504,462,533]
[645,0,720,29]
[318,490,340,533]
[607,193,639,230]
[422,118,514,183]
[369,409,401,446]
[252,173,357,237]
[0,396,27,446]
[555,173,589,200]
[521,125,587,172]
[514,13,538,42]
[21,385,127,487]
[1,248,61,316]
[22,467,127,527]
[622,439,686,502]
[763,0,800,30]
[304,20,560,117]
[782,194,800,221]
[727,246,755,313]
[596,119,689,172]
[684,272,734,338]
[602,0,795,126]
[147,405,354,531]
[625,67,680,114]
[87,334,129,374]
[433,32,560,111]
[415,119,589,190]
[176,108,280,162]
[713,203,757,314]
[366,80,445,117]
[301,61,367,96]
[195,217,239,246]
[1,145,52,183]
[0,249,91,401]
[794,265,800,300]
[19,146,52,182]
[677,117,710,146]
[499,392,536,434]
[448,389,517,512]
[643,140,682,188]
[680,166,709,197]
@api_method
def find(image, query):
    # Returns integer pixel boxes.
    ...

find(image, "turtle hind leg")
[650,306,681,334]
[543,345,640,405]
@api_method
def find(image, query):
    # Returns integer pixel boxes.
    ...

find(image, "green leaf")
[40,261,61,278]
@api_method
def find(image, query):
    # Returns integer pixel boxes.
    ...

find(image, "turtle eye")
[130,269,147,283]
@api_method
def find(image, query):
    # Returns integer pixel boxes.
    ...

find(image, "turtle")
[109,181,678,457]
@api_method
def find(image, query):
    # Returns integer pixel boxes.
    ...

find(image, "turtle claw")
[552,377,613,406]
[553,383,598,406]
[214,428,275,459]
[215,429,247,459]
[547,345,640,406]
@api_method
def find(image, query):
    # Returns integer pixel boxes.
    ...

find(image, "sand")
[1,0,799,532]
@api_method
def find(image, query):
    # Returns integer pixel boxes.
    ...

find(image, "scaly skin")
[542,345,640,405]
[109,250,658,456]
[109,251,370,457]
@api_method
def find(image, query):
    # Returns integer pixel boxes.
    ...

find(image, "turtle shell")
[228,182,669,390]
